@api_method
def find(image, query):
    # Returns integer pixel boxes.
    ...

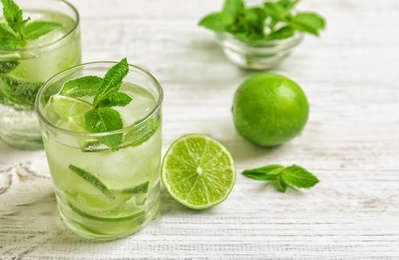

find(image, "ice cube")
[25,28,66,49]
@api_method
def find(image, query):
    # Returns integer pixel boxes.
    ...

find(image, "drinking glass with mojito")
[35,59,163,240]
[0,0,81,149]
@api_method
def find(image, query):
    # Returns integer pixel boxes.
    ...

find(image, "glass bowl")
[216,32,303,70]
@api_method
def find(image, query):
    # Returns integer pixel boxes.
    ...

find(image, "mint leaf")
[62,76,102,98]
[199,12,234,32]
[1,0,28,33]
[0,0,64,50]
[85,107,123,148]
[242,164,284,180]
[108,92,132,107]
[289,12,326,36]
[0,23,17,36]
[243,164,319,192]
[22,21,63,40]
[0,24,24,49]
[276,175,287,192]
[264,2,287,21]
[95,91,132,108]
[85,107,123,133]
[223,0,245,18]
[227,7,267,41]
[242,7,267,39]
[278,0,299,12]
[281,165,319,189]
[293,12,326,30]
[93,58,129,108]
[265,26,295,40]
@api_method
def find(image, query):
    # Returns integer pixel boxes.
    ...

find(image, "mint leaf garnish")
[0,23,24,49]
[199,0,326,41]
[93,58,129,108]
[85,107,123,133]
[62,76,102,98]
[1,0,28,33]
[85,107,123,148]
[108,92,132,107]
[54,58,133,149]
[0,0,63,50]
[21,21,63,40]
[0,0,65,108]
[243,164,319,192]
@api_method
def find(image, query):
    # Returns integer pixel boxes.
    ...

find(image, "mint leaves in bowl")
[199,0,326,70]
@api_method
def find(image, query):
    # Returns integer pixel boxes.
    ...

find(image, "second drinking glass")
[0,0,81,149]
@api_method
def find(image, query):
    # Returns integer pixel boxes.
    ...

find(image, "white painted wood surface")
[1,0,399,258]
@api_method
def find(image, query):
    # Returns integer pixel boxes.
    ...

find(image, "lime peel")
[68,201,145,222]
[69,164,115,199]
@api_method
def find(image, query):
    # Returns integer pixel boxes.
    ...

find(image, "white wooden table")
[1,0,399,258]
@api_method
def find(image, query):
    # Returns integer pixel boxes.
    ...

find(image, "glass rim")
[35,61,164,138]
[0,0,80,52]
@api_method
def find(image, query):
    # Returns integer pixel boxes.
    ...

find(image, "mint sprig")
[0,0,65,108]
[199,0,326,42]
[0,0,63,49]
[93,58,129,108]
[0,0,64,86]
[61,58,132,149]
[243,164,319,192]
[1,0,29,34]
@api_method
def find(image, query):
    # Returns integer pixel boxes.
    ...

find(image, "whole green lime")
[232,73,309,147]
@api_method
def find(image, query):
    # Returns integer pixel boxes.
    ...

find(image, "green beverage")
[0,0,81,149]
[36,60,163,240]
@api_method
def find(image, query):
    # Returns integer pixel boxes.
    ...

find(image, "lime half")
[44,95,92,132]
[161,134,236,210]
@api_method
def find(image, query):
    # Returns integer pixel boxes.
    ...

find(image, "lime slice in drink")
[68,201,145,222]
[44,95,92,132]
[161,134,236,210]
